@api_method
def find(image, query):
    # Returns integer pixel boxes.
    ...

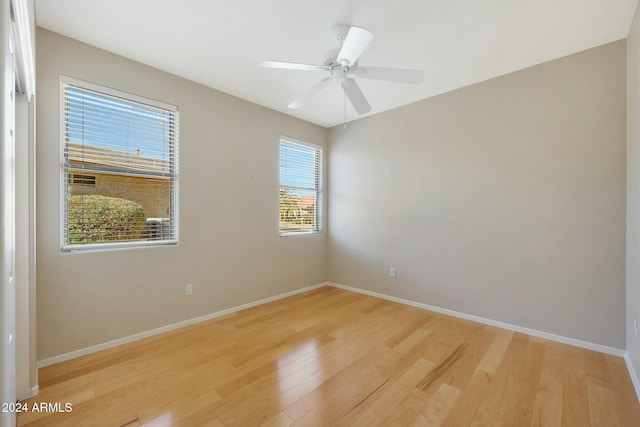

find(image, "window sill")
[62,239,178,253]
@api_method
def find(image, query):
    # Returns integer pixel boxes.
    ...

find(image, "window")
[61,76,178,250]
[279,137,322,235]
[69,174,96,187]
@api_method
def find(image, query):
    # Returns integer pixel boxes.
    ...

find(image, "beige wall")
[627,3,640,390]
[328,41,627,348]
[36,29,328,360]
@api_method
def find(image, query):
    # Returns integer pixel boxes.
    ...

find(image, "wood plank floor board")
[440,325,496,391]
[374,327,435,380]
[561,346,592,427]
[469,332,530,427]
[384,315,432,349]
[531,377,563,427]
[261,412,294,427]
[181,368,321,427]
[388,389,433,427]
[499,337,546,426]
[604,354,640,426]
[387,324,495,426]
[476,328,514,376]
[531,343,564,427]
[19,287,640,426]
[588,381,619,427]
[412,382,461,426]
[135,379,223,426]
[204,353,325,424]
[440,368,494,427]
[283,345,390,422]
[343,358,437,427]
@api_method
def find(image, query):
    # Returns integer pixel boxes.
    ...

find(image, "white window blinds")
[279,138,322,235]
[61,77,178,250]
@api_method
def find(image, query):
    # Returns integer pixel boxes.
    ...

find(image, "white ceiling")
[35,0,638,128]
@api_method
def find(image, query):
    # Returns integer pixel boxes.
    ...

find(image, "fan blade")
[341,78,371,114]
[354,66,424,85]
[261,60,328,71]
[337,27,374,66]
[288,77,333,109]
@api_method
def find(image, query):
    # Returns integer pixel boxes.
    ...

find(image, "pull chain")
[343,79,347,130]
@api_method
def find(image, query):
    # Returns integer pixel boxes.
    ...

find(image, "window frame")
[279,136,323,237]
[59,75,179,252]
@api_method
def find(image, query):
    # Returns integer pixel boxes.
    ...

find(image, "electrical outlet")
[389,267,396,278]
[186,284,193,296]
[634,320,639,338]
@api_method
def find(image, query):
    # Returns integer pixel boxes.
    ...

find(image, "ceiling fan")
[261,24,424,115]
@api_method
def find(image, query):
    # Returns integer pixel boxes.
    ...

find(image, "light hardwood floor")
[18,287,640,426]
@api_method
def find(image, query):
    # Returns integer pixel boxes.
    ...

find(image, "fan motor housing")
[324,48,358,79]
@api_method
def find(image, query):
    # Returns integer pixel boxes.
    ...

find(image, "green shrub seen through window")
[67,195,146,244]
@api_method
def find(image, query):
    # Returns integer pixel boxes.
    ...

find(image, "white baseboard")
[327,282,625,357]
[17,385,39,401]
[37,283,327,368]
[36,280,628,371]
[625,352,640,403]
